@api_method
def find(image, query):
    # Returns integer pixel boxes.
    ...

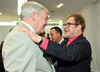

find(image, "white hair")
[20,1,49,20]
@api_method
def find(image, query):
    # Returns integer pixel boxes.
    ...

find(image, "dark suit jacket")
[51,37,67,64]
[44,34,92,72]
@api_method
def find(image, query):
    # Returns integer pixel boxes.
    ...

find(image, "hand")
[18,27,42,43]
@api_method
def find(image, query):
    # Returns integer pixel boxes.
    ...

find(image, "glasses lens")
[63,24,69,27]
[63,24,66,26]
[63,23,79,27]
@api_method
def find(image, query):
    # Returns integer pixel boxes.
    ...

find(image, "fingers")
[18,27,29,32]
[17,27,42,43]
[21,32,28,35]
[18,27,31,36]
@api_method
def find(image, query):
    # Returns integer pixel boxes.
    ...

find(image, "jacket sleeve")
[44,38,91,62]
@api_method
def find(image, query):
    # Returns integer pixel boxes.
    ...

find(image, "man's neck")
[58,37,64,44]
[68,32,82,39]
[22,18,36,33]
[57,36,62,43]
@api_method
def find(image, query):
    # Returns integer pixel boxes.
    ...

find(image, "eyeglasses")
[63,23,79,27]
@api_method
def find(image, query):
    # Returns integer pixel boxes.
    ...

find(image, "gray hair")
[20,1,49,20]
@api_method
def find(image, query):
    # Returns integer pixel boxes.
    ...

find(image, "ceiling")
[0,0,99,22]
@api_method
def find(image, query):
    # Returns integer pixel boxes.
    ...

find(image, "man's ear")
[31,11,37,21]
[77,24,82,31]
[57,32,60,36]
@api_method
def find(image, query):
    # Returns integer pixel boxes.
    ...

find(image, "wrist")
[38,37,44,45]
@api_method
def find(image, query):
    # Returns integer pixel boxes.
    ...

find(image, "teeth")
[65,30,69,32]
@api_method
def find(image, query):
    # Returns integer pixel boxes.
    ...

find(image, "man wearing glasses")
[18,13,92,72]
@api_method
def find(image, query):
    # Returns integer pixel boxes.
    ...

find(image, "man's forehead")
[50,29,56,32]
[65,17,75,23]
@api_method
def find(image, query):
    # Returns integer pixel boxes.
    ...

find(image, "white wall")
[0,21,64,43]
[0,26,15,43]
[44,20,64,37]
[77,1,100,72]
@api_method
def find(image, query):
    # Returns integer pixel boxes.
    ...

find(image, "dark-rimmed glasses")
[63,23,79,27]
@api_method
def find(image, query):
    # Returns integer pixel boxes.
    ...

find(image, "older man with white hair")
[2,1,54,72]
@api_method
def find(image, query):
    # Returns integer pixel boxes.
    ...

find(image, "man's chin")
[41,30,44,33]
[65,35,69,38]
[38,28,45,34]
[39,30,44,34]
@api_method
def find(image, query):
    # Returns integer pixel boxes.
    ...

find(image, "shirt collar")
[59,37,64,44]
[68,34,82,43]
[21,21,35,32]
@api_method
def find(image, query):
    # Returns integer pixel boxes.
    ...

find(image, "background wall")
[0,26,15,42]
[77,1,100,72]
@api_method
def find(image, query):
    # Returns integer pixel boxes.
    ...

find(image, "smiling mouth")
[65,30,69,32]
[43,24,46,27]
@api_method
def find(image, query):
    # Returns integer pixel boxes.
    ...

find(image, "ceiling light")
[57,3,64,8]
[0,12,2,15]
[49,19,52,21]
[51,11,55,13]
[0,22,16,26]
[18,0,27,15]
[48,15,50,17]
[48,22,59,24]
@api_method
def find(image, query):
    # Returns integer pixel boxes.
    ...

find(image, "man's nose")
[45,22,48,26]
